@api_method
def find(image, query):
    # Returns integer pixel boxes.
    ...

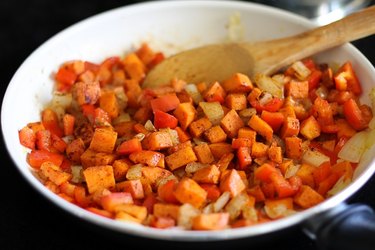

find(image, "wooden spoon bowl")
[143,5,375,88]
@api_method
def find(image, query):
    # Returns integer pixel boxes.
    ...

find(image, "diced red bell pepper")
[27,150,64,169]
[153,110,178,129]
[334,61,362,95]
[42,108,64,137]
[260,110,285,132]
[237,147,252,170]
[19,126,36,150]
[150,93,180,113]
[157,179,179,204]
[116,138,142,155]
[250,97,284,113]
[343,99,369,130]
[55,67,77,86]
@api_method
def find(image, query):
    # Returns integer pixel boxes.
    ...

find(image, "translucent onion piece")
[327,175,351,197]
[338,130,367,163]
[254,73,284,98]
[185,84,203,105]
[302,149,330,167]
[291,60,311,80]
[199,102,224,125]
[126,164,143,180]
[213,191,231,212]
[71,165,83,183]
[178,203,200,229]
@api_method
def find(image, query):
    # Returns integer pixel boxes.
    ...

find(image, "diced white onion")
[51,92,73,109]
[199,102,224,125]
[285,164,301,179]
[185,162,209,174]
[126,164,143,180]
[327,175,351,197]
[302,149,330,167]
[71,165,83,183]
[254,73,284,98]
[291,61,311,80]
[178,204,200,229]
[185,84,203,105]
[144,120,156,132]
[213,191,231,212]
[338,130,367,163]
[112,113,131,125]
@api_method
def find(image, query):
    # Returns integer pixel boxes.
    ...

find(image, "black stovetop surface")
[1,1,374,249]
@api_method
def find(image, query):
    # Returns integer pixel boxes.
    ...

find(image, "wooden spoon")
[143,5,375,88]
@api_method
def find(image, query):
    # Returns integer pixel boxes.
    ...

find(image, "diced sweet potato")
[220,169,246,197]
[225,93,247,110]
[142,167,172,185]
[101,192,134,212]
[189,117,212,138]
[294,185,324,208]
[116,179,145,199]
[220,109,245,138]
[296,163,316,188]
[208,143,233,160]
[165,146,197,171]
[89,128,118,153]
[222,73,253,93]
[153,203,180,220]
[173,103,196,130]
[204,125,227,143]
[113,203,148,221]
[80,149,117,169]
[83,165,116,194]
[173,178,207,208]
[100,91,119,119]
[251,142,269,158]
[300,115,321,140]
[192,164,220,184]
[143,131,173,151]
[280,116,300,139]
[129,150,164,168]
[112,159,132,182]
[40,162,72,186]
[285,136,302,159]
[192,213,229,230]
[193,143,215,164]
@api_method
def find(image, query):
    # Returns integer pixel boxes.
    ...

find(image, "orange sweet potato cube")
[83,165,116,194]
[285,79,309,99]
[300,115,321,140]
[141,166,173,186]
[173,178,207,208]
[294,185,324,208]
[89,128,118,153]
[285,136,302,159]
[192,213,229,230]
[193,143,215,164]
[114,204,148,221]
[100,91,119,119]
[280,116,300,139]
[153,203,180,220]
[208,143,233,160]
[165,146,197,171]
[173,103,196,130]
[116,179,145,199]
[204,125,227,143]
[222,73,253,93]
[80,149,117,168]
[296,164,316,188]
[220,169,246,197]
[225,93,247,110]
[112,159,132,181]
[220,109,245,138]
[192,164,220,184]
[143,131,174,151]
[189,117,212,138]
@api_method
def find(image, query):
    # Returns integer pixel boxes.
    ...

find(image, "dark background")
[1,0,374,249]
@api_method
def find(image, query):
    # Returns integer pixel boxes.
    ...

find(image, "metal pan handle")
[304,203,375,250]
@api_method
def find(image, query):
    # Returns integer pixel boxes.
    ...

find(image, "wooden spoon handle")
[250,5,375,75]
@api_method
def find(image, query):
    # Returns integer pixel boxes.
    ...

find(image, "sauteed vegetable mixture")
[18,43,373,230]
